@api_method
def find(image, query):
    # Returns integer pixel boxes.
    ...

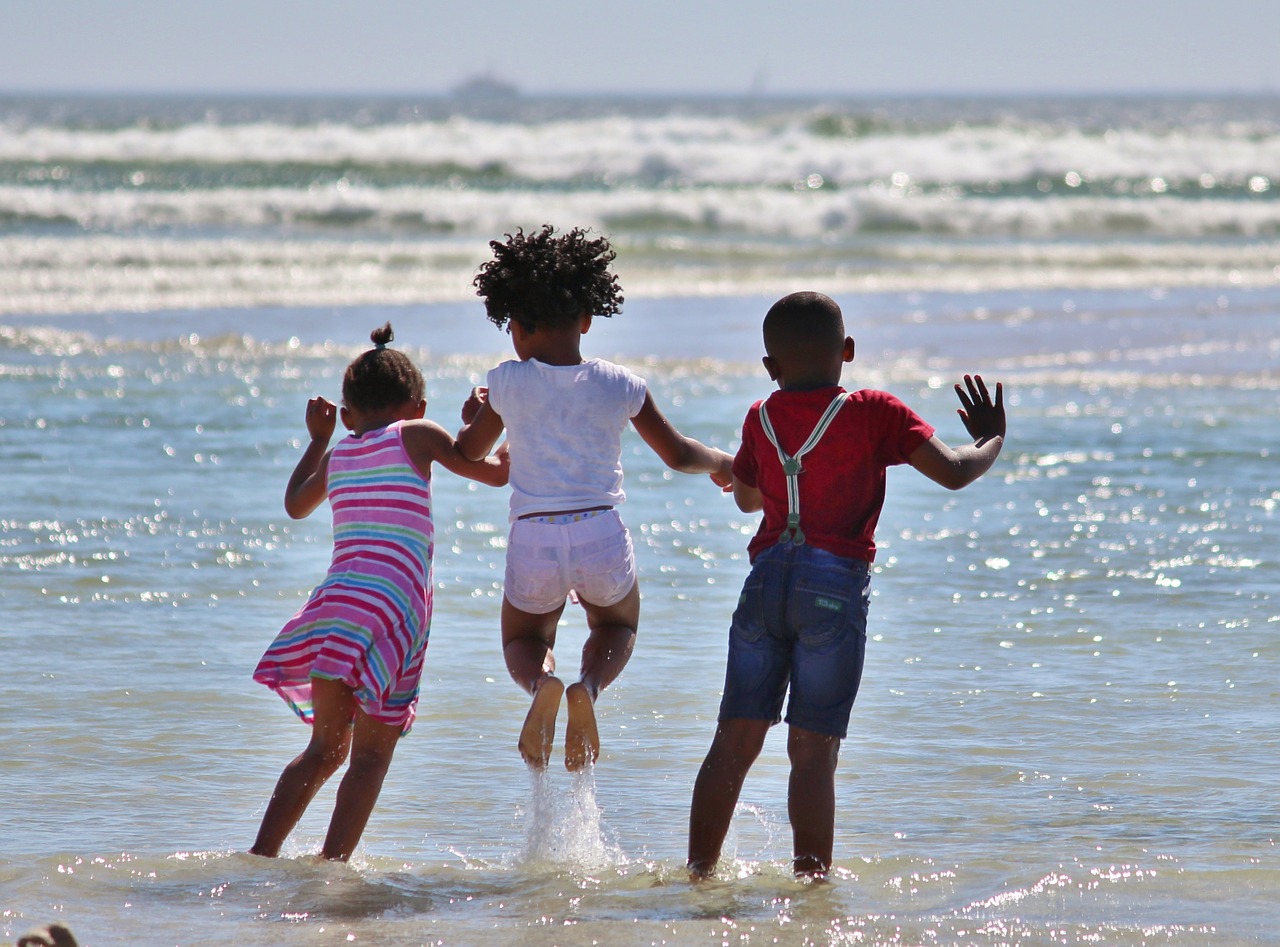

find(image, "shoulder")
[586,357,646,387]
[488,359,525,383]
[586,358,647,414]
[846,388,917,415]
[738,398,767,439]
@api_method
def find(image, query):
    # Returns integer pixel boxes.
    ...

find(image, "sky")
[2,0,1278,98]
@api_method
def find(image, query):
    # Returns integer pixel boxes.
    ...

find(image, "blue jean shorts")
[718,543,870,738]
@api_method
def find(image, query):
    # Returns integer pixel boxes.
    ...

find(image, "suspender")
[757,392,848,545]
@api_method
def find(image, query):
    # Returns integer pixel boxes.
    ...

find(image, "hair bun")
[370,322,395,349]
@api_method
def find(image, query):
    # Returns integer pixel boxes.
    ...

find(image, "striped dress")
[254,420,435,734]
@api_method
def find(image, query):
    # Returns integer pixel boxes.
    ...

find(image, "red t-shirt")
[733,386,935,563]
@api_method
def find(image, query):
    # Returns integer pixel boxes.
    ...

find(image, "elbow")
[455,439,484,463]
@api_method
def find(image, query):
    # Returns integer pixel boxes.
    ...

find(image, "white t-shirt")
[487,357,648,521]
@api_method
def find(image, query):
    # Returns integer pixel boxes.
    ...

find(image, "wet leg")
[321,708,402,861]
[787,725,841,877]
[687,717,770,878]
[568,582,639,770]
[250,676,354,857]
[502,596,567,768]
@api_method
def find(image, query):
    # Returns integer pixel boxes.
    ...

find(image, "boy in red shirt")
[687,291,1006,878]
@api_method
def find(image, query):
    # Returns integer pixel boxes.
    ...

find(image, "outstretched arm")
[908,374,1006,491]
[403,419,509,487]
[284,396,337,519]
[630,392,734,488]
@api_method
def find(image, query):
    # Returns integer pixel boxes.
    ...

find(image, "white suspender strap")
[757,392,848,545]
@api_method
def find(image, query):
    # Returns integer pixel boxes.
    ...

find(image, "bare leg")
[250,676,355,857]
[787,725,841,877]
[321,707,403,861]
[687,717,770,878]
[502,596,568,768]
[567,582,639,770]
[520,676,565,769]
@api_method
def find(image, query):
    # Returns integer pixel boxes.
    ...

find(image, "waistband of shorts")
[517,506,613,525]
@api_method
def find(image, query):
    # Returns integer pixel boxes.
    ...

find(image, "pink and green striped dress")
[254,420,434,734]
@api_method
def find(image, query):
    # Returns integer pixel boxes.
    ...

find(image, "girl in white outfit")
[457,225,734,771]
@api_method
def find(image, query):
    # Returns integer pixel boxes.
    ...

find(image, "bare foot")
[519,676,564,768]
[564,681,600,771]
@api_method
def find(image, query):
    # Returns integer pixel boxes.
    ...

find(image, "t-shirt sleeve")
[731,402,764,487]
[875,391,936,464]
[485,361,511,417]
[624,367,648,418]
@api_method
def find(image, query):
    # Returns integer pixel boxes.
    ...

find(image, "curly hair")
[473,224,624,332]
[342,322,425,413]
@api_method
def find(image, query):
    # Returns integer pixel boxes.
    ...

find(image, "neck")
[780,379,841,392]
[520,323,585,366]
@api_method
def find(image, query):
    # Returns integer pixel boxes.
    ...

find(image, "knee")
[300,737,351,777]
[704,722,768,773]
[787,729,840,772]
[347,742,396,780]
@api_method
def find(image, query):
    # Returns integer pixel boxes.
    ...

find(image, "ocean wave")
[2,231,1277,317]
[3,182,1280,242]
[3,111,1278,191]
[3,95,1279,315]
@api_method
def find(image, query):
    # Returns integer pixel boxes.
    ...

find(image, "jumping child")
[456,225,734,771]
[687,291,1006,878]
[250,323,507,861]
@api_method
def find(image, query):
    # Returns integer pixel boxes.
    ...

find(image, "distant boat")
[451,74,520,101]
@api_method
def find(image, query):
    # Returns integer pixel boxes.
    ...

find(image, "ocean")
[1,93,1278,946]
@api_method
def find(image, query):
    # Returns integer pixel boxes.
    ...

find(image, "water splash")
[519,766,625,872]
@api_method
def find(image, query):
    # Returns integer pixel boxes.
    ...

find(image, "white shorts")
[504,510,637,615]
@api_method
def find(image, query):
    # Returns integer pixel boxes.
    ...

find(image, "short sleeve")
[624,368,648,419]
[874,391,935,465]
[485,361,513,417]
[731,402,764,488]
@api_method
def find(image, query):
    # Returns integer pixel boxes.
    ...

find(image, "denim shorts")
[504,510,636,614]
[718,543,870,738]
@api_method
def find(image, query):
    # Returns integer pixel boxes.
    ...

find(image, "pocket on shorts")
[729,572,768,644]
[506,555,565,612]
[792,567,867,649]
[574,531,634,605]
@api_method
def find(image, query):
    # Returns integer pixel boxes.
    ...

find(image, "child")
[687,291,1006,879]
[250,323,507,861]
[456,225,734,771]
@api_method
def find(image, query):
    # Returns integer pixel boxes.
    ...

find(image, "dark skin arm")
[284,396,338,519]
[402,418,509,487]
[732,374,1005,508]
[629,392,734,487]
[907,374,1006,490]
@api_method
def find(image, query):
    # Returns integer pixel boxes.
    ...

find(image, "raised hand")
[954,374,1005,444]
[305,396,338,442]
[462,386,489,424]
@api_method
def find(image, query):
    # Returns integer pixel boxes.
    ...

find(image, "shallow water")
[2,286,1278,944]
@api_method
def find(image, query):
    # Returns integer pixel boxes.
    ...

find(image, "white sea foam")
[4,113,1279,188]
[3,230,1277,316]
[3,95,1277,314]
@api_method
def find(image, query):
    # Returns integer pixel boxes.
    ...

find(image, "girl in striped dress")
[250,323,507,862]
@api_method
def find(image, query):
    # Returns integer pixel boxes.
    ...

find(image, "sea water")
[2,94,1279,945]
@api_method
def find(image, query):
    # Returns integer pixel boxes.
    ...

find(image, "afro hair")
[473,224,623,332]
